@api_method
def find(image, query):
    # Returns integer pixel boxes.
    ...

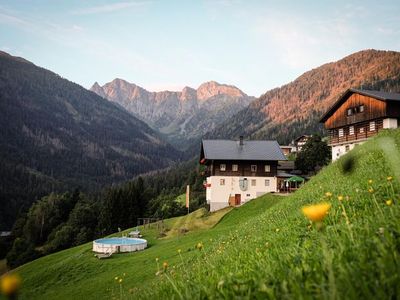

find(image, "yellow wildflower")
[368,179,373,184]
[177,249,181,254]
[155,257,159,262]
[386,200,393,206]
[1,273,21,297]
[302,203,331,222]
[325,192,332,198]
[196,242,203,250]
[275,228,280,232]
[118,278,123,284]
[368,188,374,193]
[337,195,344,201]
[162,261,168,270]
[387,176,393,181]
[114,276,118,281]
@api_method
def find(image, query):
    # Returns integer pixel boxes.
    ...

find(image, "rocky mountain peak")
[90,79,254,148]
[90,82,105,98]
[180,86,197,101]
[196,81,245,100]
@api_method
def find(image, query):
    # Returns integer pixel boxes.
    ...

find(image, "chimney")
[239,136,244,146]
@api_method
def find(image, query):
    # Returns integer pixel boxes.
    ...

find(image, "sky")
[1,0,400,96]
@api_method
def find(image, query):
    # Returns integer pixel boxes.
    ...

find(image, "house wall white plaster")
[206,176,277,212]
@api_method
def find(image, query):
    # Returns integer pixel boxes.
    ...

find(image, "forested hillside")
[0,51,181,230]
[6,159,205,268]
[209,50,400,143]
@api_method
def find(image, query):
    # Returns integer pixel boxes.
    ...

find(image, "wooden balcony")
[328,119,383,145]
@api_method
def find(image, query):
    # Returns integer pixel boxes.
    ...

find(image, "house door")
[235,194,241,206]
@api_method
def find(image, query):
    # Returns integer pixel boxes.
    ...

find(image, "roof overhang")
[319,88,398,123]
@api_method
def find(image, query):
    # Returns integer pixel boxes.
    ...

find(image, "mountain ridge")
[0,51,181,229]
[91,79,255,148]
[207,49,400,144]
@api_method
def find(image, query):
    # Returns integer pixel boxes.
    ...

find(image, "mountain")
[208,49,400,144]
[90,79,254,148]
[0,51,181,229]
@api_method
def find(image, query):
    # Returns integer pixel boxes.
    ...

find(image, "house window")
[264,165,271,172]
[220,164,226,171]
[265,179,270,186]
[251,179,256,186]
[220,179,225,186]
[232,164,238,172]
[347,108,352,116]
[370,121,375,131]
[359,105,365,112]
[251,165,257,172]
[349,126,354,135]
[338,128,344,137]
[345,145,350,152]
[359,127,365,133]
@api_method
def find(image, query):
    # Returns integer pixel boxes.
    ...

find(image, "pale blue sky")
[1,0,400,96]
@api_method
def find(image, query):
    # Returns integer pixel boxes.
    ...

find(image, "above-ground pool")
[93,237,147,253]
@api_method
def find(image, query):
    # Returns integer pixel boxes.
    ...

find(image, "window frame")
[251,165,257,172]
[220,164,226,171]
[251,179,256,186]
[220,179,225,186]
[232,164,238,172]
[370,121,376,131]
[264,165,271,172]
[265,179,270,186]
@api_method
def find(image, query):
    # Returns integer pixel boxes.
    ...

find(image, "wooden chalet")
[320,88,400,160]
[292,135,311,152]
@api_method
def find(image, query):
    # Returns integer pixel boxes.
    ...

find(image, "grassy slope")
[11,195,278,300]
[142,129,400,299]
[8,129,400,299]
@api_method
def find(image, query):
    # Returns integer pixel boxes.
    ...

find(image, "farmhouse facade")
[320,88,400,161]
[199,137,286,211]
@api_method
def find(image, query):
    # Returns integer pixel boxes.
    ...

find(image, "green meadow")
[7,129,400,299]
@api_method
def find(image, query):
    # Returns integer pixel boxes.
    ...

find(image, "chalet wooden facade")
[199,137,286,211]
[320,89,400,160]
[292,135,311,152]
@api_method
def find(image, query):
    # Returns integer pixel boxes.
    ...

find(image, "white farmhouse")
[199,137,286,212]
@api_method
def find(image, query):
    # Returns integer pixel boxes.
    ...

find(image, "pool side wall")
[93,239,147,253]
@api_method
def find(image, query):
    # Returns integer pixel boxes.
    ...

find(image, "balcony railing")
[328,119,383,145]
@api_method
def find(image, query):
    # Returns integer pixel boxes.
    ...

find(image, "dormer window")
[251,165,257,172]
[347,108,352,116]
[359,105,365,112]
[220,164,226,171]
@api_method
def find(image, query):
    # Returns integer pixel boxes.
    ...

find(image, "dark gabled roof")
[320,88,400,123]
[201,139,286,161]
